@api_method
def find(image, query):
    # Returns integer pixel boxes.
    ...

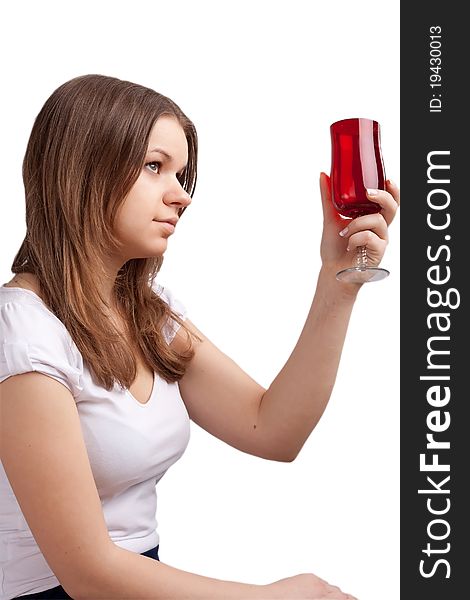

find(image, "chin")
[126,244,167,261]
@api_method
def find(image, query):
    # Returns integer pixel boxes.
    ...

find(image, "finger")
[322,584,353,599]
[346,229,387,254]
[320,172,343,226]
[340,212,388,242]
[386,178,400,206]
[322,590,352,599]
[365,188,399,226]
[321,581,359,600]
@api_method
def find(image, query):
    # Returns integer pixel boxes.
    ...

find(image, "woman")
[0,74,399,599]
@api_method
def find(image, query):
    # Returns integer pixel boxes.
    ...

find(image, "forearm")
[76,543,271,600]
[258,266,361,461]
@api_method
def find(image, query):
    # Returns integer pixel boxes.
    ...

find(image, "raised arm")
[255,175,400,459]
[170,175,399,464]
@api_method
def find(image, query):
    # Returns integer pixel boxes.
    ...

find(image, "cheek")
[118,185,155,227]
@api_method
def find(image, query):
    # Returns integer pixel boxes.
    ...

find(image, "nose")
[163,180,192,213]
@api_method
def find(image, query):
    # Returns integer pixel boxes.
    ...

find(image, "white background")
[0,1,400,598]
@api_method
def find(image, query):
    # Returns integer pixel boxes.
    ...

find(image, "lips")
[154,217,179,227]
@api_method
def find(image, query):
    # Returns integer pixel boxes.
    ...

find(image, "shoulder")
[1,288,75,346]
[151,280,186,313]
[150,279,188,344]
[0,290,83,397]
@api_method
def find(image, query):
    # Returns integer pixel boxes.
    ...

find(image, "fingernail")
[387,179,394,187]
[367,188,378,196]
[339,226,349,237]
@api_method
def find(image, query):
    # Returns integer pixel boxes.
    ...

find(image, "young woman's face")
[112,115,191,262]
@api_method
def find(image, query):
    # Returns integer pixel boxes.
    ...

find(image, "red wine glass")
[330,117,390,283]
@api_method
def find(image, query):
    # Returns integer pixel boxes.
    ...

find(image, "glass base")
[336,266,390,283]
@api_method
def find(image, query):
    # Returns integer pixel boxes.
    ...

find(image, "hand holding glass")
[330,117,390,283]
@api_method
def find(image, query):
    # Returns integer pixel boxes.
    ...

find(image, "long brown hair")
[11,74,201,392]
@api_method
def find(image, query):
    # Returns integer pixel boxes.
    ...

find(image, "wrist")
[318,264,363,301]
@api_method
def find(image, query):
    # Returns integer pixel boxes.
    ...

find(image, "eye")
[145,161,161,173]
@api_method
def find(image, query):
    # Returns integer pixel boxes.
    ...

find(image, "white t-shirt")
[0,280,191,599]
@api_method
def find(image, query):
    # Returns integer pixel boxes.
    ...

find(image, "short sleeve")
[0,301,83,398]
[151,281,188,344]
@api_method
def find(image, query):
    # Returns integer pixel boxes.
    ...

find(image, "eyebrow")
[149,147,188,172]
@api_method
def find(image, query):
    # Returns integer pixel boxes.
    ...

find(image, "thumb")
[319,172,341,224]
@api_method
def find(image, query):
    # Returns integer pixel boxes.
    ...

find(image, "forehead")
[147,115,188,154]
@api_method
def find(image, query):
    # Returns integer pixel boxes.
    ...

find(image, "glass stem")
[356,245,368,270]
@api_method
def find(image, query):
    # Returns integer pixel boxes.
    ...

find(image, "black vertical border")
[401,2,467,597]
